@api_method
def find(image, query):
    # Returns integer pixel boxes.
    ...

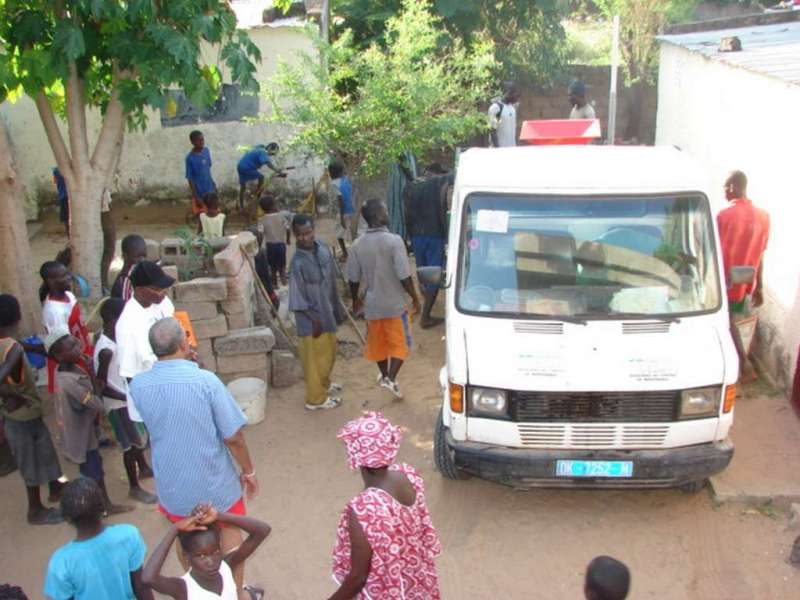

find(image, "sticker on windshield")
[475,209,509,234]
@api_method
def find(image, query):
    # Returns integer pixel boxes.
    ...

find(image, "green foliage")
[175,226,214,281]
[592,0,697,84]
[332,0,569,88]
[0,0,261,128]
[265,0,496,178]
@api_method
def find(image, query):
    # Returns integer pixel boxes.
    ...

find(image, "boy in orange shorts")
[347,199,420,399]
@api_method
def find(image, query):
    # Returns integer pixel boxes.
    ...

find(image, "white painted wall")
[656,42,800,388]
[0,24,320,217]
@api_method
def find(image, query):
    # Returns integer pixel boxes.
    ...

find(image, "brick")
[145,239,160,261]
[220,296,251,315]
[174,301,219,321]
[213,239,245,277]
[195,339,213,363]
[219,368,269,385]
[226,311,253,331]
[226,265,254,299]
[216,352,268,375]
[197,353,217,372]
[238,231,259,256]
[271,350,304,388]
[214,327,275,356]
[174,277,228,302]
[192,314,228,340]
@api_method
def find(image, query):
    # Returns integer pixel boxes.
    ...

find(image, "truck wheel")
[434,410,470,480]
[678,479,707,494]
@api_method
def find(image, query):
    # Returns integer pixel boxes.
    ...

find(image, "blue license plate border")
[555,459,634,478]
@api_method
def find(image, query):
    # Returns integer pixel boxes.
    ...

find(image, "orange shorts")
[364,313,412,362]
[159,497,246,528]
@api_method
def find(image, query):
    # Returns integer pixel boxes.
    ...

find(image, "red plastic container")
[519,119,601,146]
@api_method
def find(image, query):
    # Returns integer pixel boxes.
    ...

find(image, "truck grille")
[512,391,679,423]
[518,424,670,449]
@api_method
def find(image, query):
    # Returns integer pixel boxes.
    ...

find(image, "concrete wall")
[517,65,659,144]
[656,42,800,389]
[0,24,321,218]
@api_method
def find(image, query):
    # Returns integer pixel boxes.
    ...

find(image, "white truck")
[423,145,751,490]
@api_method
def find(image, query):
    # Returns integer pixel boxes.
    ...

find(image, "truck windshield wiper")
[605,312,682,324]
[528,314,588,326]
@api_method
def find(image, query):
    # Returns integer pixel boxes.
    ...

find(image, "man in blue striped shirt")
[129,317,258,599]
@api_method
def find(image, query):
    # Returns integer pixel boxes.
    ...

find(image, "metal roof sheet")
[658,20,800,85]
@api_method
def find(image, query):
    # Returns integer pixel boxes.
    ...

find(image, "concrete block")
[214,327,275,356]
[198,353,217,372]
[226,311,253,331]
[219,368,269,385]
[220,296,251,316]
[175,301,219,321]
[271,350,304,388]
[192,314,228,340]
[213,239,245,277]
[174,277,228,302]
[160,238,186,261]
[145,239,160,261]
[226,265,254,299]
[195,339,213,359]
[216,352,268,375]
[238,231,259,256]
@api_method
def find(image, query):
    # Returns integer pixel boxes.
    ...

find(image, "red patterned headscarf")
[338,411,403,470]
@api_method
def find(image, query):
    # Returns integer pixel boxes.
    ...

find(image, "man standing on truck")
[347,199,421,399]
[487,81,520,148]
[717,170,770,376]
[404,164,453,329]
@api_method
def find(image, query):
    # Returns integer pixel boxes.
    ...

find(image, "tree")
[330,0,568,88]
[265,0,495,180]
[0,1,261,296]
[593,0,696,139]
[0,118,42,334]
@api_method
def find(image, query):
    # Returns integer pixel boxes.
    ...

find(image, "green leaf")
[53,21,87,61]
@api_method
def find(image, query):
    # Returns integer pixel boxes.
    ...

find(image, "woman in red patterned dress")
[330,411,441,600]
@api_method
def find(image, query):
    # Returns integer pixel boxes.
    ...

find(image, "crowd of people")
[0,83,773,598]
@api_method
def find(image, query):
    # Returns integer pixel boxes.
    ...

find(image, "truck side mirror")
[729,266,755,286]
[417,266,444,289]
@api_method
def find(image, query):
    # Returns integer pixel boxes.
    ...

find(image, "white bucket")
[227,377,267,425]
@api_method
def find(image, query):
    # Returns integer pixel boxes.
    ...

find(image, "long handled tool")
[329,244,367,346]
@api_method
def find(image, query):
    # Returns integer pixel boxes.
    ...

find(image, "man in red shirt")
[717,170,770,312]
[717,170,769,379]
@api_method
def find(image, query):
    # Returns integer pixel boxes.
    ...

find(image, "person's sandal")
[244,584,265,600]
[305,397,342,411]
[28,507,64,526]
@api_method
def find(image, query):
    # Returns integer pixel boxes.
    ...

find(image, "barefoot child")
[143,503,270,600]
[111,234,148,301]
[198,192,226,239]
[0,294,65,525]
[94,298,157,504]
[44,478,150,600]
[46,328,132,515]
[258,193,291,288]
[186,130,216,214]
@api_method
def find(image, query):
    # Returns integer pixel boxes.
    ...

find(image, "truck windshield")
[457,194,721,318]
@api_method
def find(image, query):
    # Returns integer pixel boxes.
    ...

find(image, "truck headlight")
[679,386,721,419]
[469,387,508,417]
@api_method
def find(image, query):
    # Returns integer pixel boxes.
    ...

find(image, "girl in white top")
[198,193,226,239]
[142,503,270,600]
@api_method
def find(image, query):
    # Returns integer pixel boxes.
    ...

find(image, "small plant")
[175,226,214,281]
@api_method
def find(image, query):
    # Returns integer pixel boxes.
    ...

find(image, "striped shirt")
[129,359,247,516]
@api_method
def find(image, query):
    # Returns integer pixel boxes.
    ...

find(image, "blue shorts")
[411,235,445,292]
[237,166,264,186]
[79,449,104,482]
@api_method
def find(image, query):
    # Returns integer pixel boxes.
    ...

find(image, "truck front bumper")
[447,431,734,489]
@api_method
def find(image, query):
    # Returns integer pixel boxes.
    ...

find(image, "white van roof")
[456,145,708,195]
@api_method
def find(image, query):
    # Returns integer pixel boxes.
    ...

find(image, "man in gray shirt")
[289,214,345,410]
[347,199,421,399]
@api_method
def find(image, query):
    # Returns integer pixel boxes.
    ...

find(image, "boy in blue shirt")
[53,167,69,235]
[44,478,151,600]
[185,131,216,212]
[328,159,356,260]
[237,142,285,213]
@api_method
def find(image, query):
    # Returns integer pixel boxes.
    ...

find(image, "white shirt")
[93,334,127,412]
[488,101,518,147]
[42,291,77,333]
[181,561,237,599]
[200,213,226,238]
[570,103,596,120]
[115,296,174,421]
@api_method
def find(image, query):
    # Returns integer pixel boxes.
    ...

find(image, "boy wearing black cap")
[114,261,175,422]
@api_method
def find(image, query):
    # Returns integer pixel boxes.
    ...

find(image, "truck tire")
[678,479,707,494]
[434,410,470,480]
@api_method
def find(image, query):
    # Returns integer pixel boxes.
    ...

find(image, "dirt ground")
[3,205,800,599]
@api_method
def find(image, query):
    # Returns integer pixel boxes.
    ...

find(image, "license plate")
[556,460,633,478]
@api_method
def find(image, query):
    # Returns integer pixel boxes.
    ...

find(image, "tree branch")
[91,71,128,175]
[65,63,91,175]
[34,92,74,181]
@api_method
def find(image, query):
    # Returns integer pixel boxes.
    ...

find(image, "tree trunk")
[69,171,107,295]
[0,119,44,335]
[624,80,645,142]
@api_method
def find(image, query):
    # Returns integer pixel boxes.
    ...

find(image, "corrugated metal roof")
[658,21,800,86]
